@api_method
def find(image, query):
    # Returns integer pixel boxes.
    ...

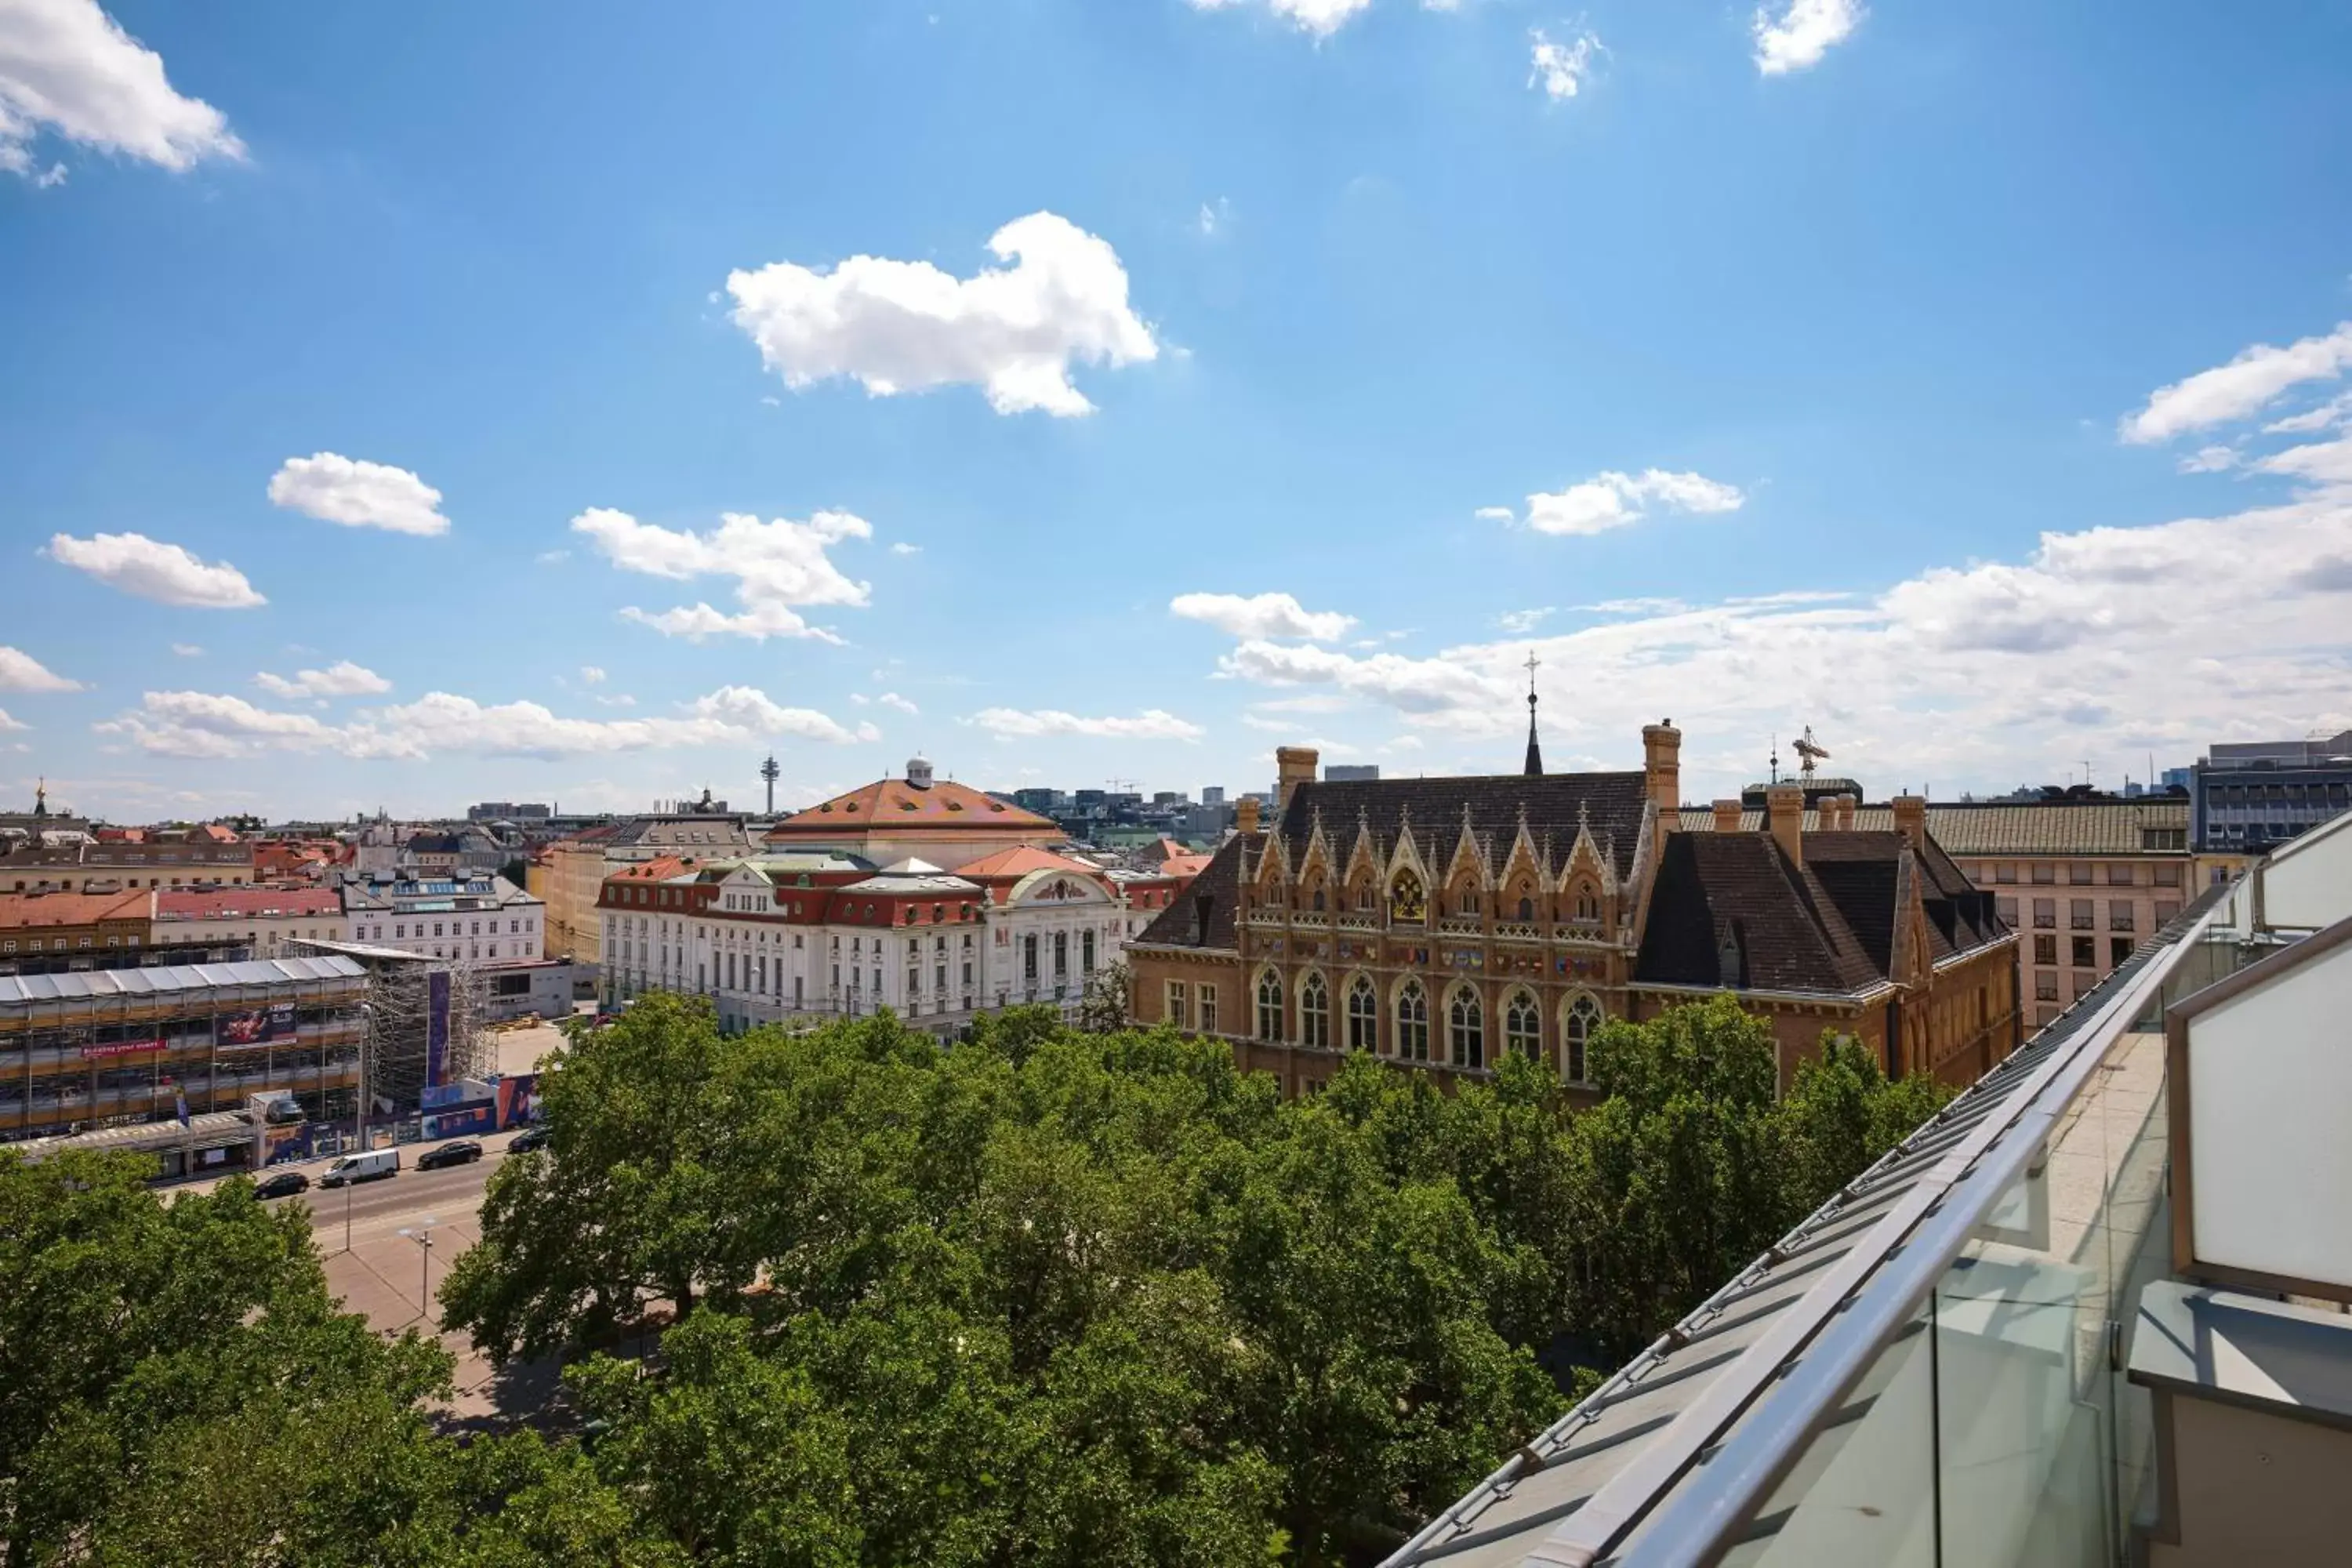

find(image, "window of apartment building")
[2110,936,2135,967]
[2072,935,2096,968]
[2031,862,2056,884]
[1993,862,2017,884]
[2103,863,2134,886]
[2067,862,2093,884]
[2034,934,2057,965]
[2036,972,2060,1003]
[2070,898,2094,930]
[2154,864,2182,887]
[1997,897,2019,927]
[1200,984,1218,1033]
[2071,972,2096,1001]
[2109,900,2136,931]
[1166,981,1189,1029]
[2156,901,2180,924]
[2032,898,2056,928]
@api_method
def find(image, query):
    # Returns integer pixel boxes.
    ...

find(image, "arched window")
[1256,970,1284,1041]
[1504,991,1541,1058]
[1564,994,1602,1083]
[1516,895,1534,922]
[1396,980,1429,1062]
[1571,881,1602,924]
[1300,972,1330,1049]
[1448,989,1484,1069]
[1312,887,1327,912]
[1454,883,1480,916]
[1389,872,1425,924]
[1347,975,1378,1052]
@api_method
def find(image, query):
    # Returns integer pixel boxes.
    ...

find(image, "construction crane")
[1104,777,1139,794]
[1792,726,1831,781]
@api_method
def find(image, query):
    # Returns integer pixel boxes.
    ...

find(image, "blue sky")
[3,0,2350,822]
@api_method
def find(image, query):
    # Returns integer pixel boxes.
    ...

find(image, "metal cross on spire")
[1522,649,1544,777]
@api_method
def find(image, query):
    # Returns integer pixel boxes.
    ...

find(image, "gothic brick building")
[1126,722,2019,1097]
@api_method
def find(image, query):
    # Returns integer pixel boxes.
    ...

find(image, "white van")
[318,1149,399,1187]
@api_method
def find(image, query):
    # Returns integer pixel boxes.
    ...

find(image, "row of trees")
[0,995,1944,1565]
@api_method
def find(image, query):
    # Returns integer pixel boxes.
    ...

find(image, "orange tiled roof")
[0,889,151,929]
[768,778,1057,836]
[952,844,1105,881]
[154,887,341,920]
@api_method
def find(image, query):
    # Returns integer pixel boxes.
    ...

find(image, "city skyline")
[5,1,2351,821]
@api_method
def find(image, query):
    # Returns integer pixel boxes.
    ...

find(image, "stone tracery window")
[1448,988,1484,1069]
[1396,980,1429,1062]
[1299,971,1330,1049]
[1256,969,1284,1042]
[1570,880,1602,924]
[1346,975,1377,1051]
[1504,990,1541,1058]
[1564,994,1602,1083]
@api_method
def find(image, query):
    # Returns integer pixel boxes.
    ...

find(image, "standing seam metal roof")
[0,954,365,1006]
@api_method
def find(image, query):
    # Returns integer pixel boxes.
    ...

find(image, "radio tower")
[759,753,781,815]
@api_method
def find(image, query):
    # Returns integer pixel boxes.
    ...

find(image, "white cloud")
[536,549,571,566]
[1187,0,1373,40]
[579,665,606,684]
[572,506,871,642]
[1497,608,1554,633]
[1753,0,1864,75]
[593,692,636,709]
[1170,591,1355,641]
[0,0,242,180]
[2256,433,2352,489]
[2263,390,2352,436]
[267,452,449,536]
[968,707,1206,741]
[876,691,920,716]
[0,645,78,691]
[169,642,201,658]
[1581,597,1690,616]
[1196,198,1233,236]
[1473,505,1515,523]
[1520,468,1745,536]
[2121,321,2352,445]
[1204,489,2352,795]
[45,532,264,608]
[724,212,1158,418]
[254,660,390,699]
[1529,28,1600,100]
[889,542,922,556]
[98,683,877,762]
[0,708,25,731]
[2177,445,2238,474]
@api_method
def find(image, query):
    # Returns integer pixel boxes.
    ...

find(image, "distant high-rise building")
[1325,764,1381,782]
[2191,728,2352,851]
[466,802,550,822]
[1202,787,1226,808]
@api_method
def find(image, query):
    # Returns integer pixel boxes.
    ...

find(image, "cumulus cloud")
[1753,0,1864,75]
[2177,445,2238,474]
[579,665,605,684]
[0,645,78,691]
[1187,0,1373,40]
[267,452,449,535]
[2121,321,2352,445]
[1518,469,1746,537]
[0,0,242,180]
[1170,591,1355,641]
[724,212,1158,418]
[1497,608,1554,633]
[1529,28,1601,100]
[2263,390,2352,436]
[255,660,390,699]
[45,532,264,608]
[968,707,1206,742]
[876,691,919,716]
[97,683,877,762]
[573,506,871,642]
[1204,489,2352,795]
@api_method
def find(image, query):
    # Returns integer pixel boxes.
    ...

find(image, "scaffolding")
[362,953,493,1112]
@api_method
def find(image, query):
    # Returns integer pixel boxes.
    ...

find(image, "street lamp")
[395,1214,441,1327]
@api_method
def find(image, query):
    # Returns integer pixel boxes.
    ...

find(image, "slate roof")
[1132,833,1258,951]
[1637,829,2008,996]
[1679,800,2191,857]
[1277,771,1652,884]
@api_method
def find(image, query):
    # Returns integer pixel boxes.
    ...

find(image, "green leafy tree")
[1075,960,1134,1033]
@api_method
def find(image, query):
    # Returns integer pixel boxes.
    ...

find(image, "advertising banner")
[260,1121,316,1167]
[421,1102,495,1141]
[217,1002,296,1049]
[494,1073,540,1130]
[426,970,451,1087]
[81,1040,164,1060]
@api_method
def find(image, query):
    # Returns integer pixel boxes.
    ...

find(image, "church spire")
[1522,651,1544,776]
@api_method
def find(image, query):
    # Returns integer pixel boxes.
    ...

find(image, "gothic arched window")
[1300,971,1330,1049]
[1396,980,1429,1062]
[1504,991,1541,1058]
[1448,989,1484,1069]
[1347,975,1378,1052]
[1564,994,1602,1083]
[1256,970,1284,1042]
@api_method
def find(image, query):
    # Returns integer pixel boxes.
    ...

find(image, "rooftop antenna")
[759,753,781,815]
[1768,735,1780,786]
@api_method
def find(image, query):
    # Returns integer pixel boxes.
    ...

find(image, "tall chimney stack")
[1891,793,1926,850]
[1275,746,1319,815]
[1711,798,1744,834]
[1642,720,1682,834]
[1766,783,1806,868]
[1236,796,1262,837]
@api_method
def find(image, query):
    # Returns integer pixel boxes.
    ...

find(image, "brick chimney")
[1766,782,1806,868]
[1275,746,1319,815]
[1236,796,1261,837]
[1711,798,1743,833]
[1840,793,1860,831]
[1642,720,1682,833]
[1891,793,1926,850]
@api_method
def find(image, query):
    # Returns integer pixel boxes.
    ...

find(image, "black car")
[506,1125,551,1154]
[416,1139,484,1171]
[252,1169,310,1200]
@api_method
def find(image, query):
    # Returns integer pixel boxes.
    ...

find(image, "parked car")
[416,1139,483,1171]
[506,1124,551,1154]
[318,1149,399,1188]
[253,1169,310,1200]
